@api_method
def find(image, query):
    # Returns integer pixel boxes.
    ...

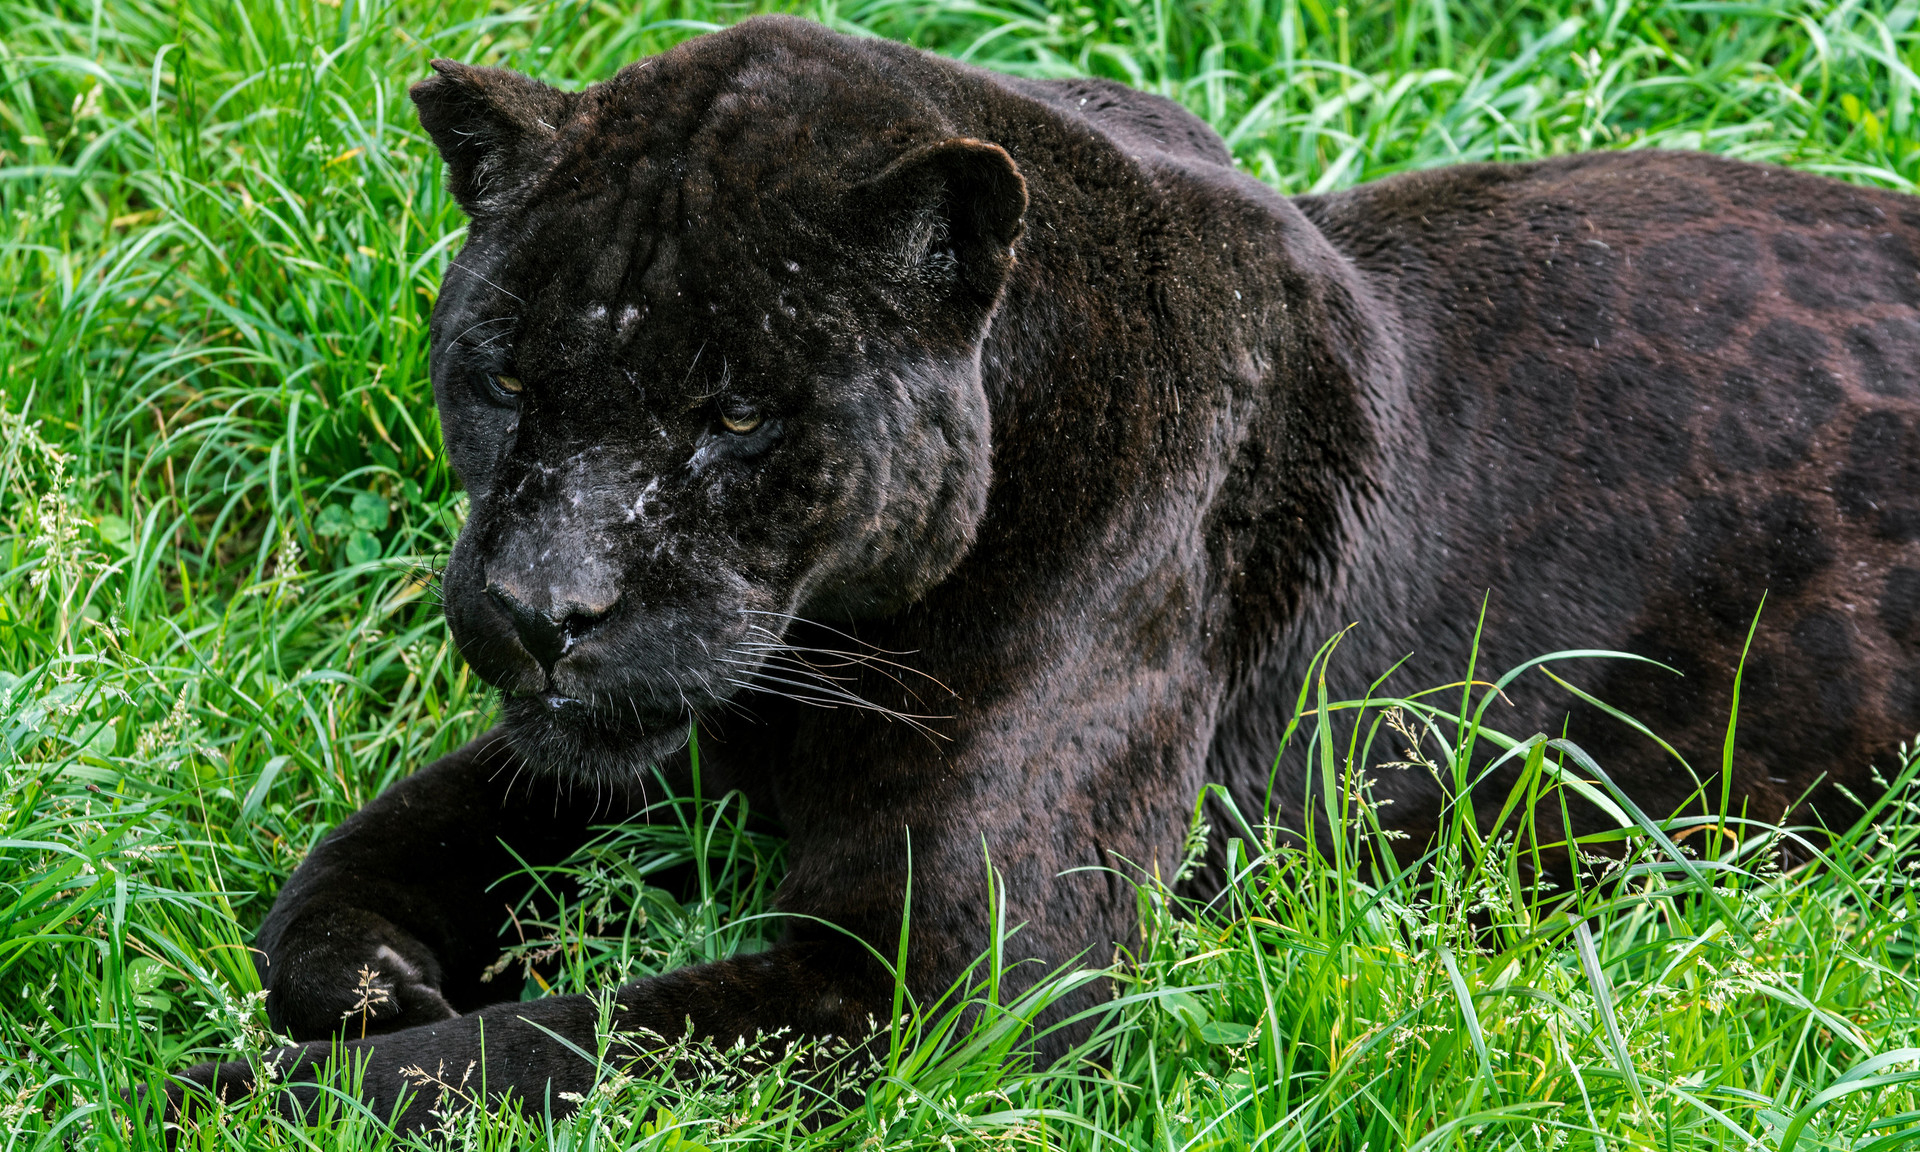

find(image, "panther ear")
[852,138,1027,307]
[409,60,574,217]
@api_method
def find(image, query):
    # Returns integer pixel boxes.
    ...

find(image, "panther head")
[411,19,1026,777]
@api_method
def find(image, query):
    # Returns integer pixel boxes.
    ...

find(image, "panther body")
[171,16,1920,1127]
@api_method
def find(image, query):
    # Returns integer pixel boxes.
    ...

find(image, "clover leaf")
[350,491,390,532]
[313,503,352,538]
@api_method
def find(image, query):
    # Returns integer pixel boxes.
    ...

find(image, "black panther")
[170,14,1920,1128]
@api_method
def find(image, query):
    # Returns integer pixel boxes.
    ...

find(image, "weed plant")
[3,0,1920,1145]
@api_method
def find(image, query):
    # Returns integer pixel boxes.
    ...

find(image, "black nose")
[486,584,611,672]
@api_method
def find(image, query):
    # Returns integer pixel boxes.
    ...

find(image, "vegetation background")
[5,0,1920,1146]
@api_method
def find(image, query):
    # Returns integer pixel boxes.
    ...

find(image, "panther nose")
[486,583,612,673]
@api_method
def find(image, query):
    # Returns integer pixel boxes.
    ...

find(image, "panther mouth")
[525,692,606,721]
[497,689,696,780]
[481,610,957,778]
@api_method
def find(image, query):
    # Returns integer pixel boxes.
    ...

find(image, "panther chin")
[497,692,694,783]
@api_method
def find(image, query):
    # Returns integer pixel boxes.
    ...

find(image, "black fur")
[168,16,1920,1130]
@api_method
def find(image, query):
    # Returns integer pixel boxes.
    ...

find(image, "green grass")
[4,0,1920,1145]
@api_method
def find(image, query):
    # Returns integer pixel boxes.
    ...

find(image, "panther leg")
[167,941,883,1130]
[170,733,1107,1131]
[254,729,654,1040]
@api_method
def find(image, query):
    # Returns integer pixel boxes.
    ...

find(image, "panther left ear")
[851,138,1028,307]
[409,60,575,218]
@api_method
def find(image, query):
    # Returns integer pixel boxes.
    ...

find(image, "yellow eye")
[492,374,524,395]
[720,411,762,435]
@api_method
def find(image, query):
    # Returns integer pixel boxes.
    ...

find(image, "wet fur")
[169,16,1920,1130]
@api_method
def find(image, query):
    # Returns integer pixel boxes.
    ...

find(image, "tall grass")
[2,0,1919,1146]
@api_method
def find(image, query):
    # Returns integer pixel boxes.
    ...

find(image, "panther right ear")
[851,138,1028,311]
[409,60,574,217]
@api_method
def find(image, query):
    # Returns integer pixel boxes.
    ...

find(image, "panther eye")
[720,410,763,435]
[479,373,523,407]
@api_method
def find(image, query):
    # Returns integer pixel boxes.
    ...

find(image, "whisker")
[735,645,949,703]
[723,667,876,706]
[734,616,955,700]
[722,673,946,735]
[452,314,517,347]
[721,667,950,738]
[724,677,843,710]
[736,609,920,656]
[724,652,859,685]
[446,260,524,303]
[721,607,960,738]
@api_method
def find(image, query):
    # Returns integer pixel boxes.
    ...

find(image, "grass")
[3,0,1920,1145]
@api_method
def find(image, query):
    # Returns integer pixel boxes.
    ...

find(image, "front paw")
[164,1021,489,1135]
[336,945,460,1035]
[264,908,458,1040]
